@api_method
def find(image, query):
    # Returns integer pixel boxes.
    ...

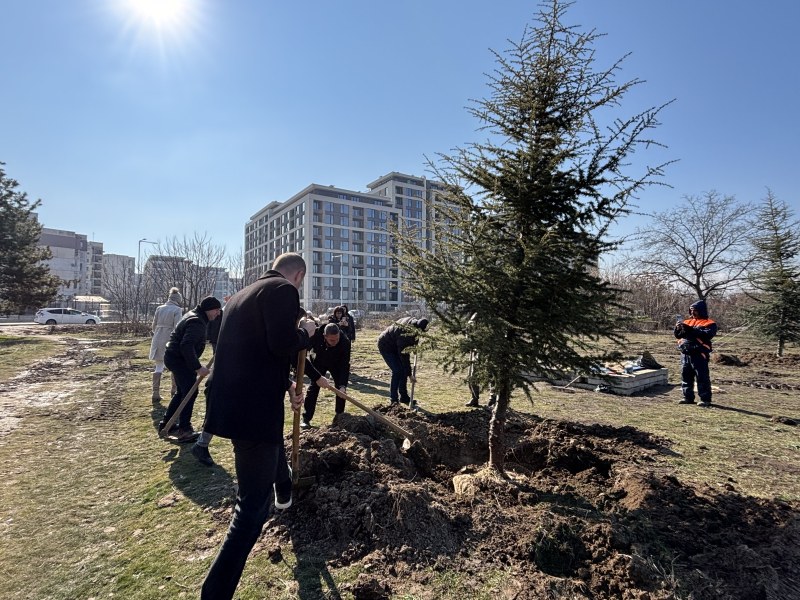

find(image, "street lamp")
[352,267,363,313]
[136,239,157,324]
[331,254,343,305]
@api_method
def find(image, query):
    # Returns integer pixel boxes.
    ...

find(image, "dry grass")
[0,325,797,598]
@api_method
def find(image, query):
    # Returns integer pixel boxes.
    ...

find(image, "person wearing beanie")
[674,299,718,407]
[149,287,184,402]
[159,296,222,441]
[377,316,428,405]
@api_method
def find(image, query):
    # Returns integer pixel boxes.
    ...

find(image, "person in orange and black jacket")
[301,322,351,428]
[377,316,428,405]
[674,299,718,407]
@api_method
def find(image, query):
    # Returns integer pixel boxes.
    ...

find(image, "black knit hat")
[198,296,222,312]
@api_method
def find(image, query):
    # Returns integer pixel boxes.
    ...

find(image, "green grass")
[0,335,60,382]
[0,327,797,598]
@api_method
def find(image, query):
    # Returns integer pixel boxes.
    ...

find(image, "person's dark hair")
[323,323,340,336]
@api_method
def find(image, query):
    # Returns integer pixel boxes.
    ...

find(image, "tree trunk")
[488,377,510,472]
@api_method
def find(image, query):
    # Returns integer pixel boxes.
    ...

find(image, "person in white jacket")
[149,287,183,401]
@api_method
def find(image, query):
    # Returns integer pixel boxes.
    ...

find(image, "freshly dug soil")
[255,406,800,599]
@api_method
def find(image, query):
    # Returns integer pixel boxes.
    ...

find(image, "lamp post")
[352,267,362,313]
[331,254,343,305]
[135,239,157,324]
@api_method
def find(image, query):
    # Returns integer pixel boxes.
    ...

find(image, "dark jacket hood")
[690,300,708,318]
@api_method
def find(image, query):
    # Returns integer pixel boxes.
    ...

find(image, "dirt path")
[0,329,139,436]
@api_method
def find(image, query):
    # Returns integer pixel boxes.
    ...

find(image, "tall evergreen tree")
[0,163,60,315]
[396,1,672,471]
[745,190,800,356]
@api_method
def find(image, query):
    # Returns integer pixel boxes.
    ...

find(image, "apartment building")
[244,171,445,312]
[38,227,104,298]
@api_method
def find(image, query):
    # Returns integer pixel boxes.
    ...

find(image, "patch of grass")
[0,335,59,382]
[0,327,797,598]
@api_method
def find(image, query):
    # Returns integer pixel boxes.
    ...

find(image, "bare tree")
[101,259,137,325]
[632,191,756,300]
[602,260,683,328]
[225,248,258,295]
[144,233,227,312]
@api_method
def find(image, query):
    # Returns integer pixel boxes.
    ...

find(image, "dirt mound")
[262,407,799,599]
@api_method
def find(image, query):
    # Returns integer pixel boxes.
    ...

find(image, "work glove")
[337,385,346,394]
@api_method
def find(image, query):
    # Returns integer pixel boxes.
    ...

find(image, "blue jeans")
[162,362,198,429]
[380,350,409,404]
[201,440,290,600]
[681,353,712,402]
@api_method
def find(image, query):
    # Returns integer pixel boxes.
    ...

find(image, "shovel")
[291,350,316,488]
[158,355,214,439]
[325,383,414,450]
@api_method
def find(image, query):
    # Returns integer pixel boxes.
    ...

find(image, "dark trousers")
[201,440,290,599]
[681,353,712,402]
[302,366,346,423]
[380,349,409,404]
[162,362,198,429]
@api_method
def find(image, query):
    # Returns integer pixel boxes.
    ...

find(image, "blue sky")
[2,0,798,264]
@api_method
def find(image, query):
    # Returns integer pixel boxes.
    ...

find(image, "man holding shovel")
[200,252,316,600]
[301,322,351,428]
[158,296,221,442]
[377,316,428,405]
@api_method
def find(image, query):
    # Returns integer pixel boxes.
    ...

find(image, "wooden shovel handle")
[291,350,307,477]
[326,384,414,443]
[158,355,214,438]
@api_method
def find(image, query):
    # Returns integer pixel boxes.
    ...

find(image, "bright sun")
[127,0,188,27]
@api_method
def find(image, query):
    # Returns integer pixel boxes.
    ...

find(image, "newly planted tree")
[396,1,672,471]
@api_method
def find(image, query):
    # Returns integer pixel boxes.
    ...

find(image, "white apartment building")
[38,227,104,298]
[244,171,445,312]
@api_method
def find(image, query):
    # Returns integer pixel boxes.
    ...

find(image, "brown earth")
[2,326,799,598]
[235,406,800,600]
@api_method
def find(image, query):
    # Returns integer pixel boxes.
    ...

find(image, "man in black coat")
[301,322,351,428]
[200,253,318,600]
[377,316,428,405]
[159,296,221,442]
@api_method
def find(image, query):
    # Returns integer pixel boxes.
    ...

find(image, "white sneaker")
[274,467,293,510]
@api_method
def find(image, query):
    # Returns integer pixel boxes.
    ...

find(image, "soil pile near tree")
[245,407,800,599]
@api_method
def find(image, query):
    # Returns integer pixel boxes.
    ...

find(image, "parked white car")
[34,308,102,325]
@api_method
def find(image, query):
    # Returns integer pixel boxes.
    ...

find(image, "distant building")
[244,171,445,312]
[101,254,135,299]
[38,227,104,299]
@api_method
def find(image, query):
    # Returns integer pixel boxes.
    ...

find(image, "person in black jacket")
[377,316,428,405]
[301,322,351,428]
[327,305,352,340]
[341,304,357,344]
[200,253,318,600]
[159,296,222,442]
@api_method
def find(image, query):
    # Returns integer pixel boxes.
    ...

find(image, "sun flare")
[127,0,188,28]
